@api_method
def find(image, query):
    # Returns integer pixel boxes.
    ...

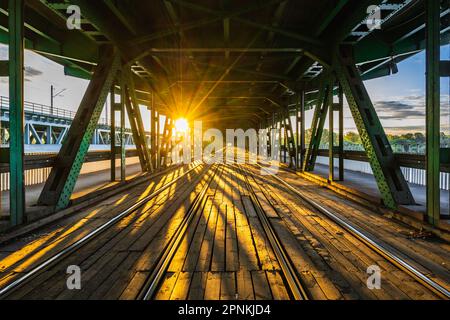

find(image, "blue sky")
[1,44,449,134]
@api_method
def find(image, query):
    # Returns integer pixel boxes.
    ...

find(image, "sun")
[174,118,189,134]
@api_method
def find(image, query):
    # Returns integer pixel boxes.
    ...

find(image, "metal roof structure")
[1,0,447,129]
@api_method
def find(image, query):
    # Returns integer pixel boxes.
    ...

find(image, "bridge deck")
[0,164,448,300]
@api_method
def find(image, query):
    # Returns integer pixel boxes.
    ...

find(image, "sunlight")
[175,118,189,134]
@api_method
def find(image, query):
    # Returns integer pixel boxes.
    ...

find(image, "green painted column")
[426,0,441,226]
[300,91,305,171]
[328,82,334,182]
[8,0,25,226]
[110,84,116,182]
[338,84,344,181]
[120,75,126,182]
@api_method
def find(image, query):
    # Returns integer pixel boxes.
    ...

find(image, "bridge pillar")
[8,0,25,226]
[426,0,441,226]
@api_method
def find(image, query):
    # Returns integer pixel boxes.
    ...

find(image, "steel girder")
[8,0,25,226]
[38,49,120,209]
[160,117,174,168]
[281,107,297,167]
[302,76,333,172]
[426,0,441,226]
[335,45,414,209]
[110,84,116,182]
[123,71,153,173]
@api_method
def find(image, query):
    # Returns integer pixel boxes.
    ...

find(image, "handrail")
[0,96,109,126]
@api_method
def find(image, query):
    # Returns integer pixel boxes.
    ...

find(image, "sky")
[1,43,449,134]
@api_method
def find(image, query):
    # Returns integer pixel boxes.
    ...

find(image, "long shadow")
[0,164,200,289]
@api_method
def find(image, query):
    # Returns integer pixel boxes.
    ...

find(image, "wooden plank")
[251,271,272,300]
[225,203,239,271]
[204,272,221,300]
[182,201,214,271]
[234,201,259,271]
[187,272,207,300]
[220,272,236,300]
[119,271,149,299]
[211,204,226,272]
[242,196,257,217]
[196,204,219,271]
[236,270,255,300]
[266,271,290,300]
[246,215,280,270]
[170,272,193,300]
[154,272,179,300]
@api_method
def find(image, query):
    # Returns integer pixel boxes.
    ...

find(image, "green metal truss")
[334,45,414,209]
[302,75,333,172]
[123,71,153,172]
[8,0,25,226]
[426,0,441,226]
[37,49,120,210]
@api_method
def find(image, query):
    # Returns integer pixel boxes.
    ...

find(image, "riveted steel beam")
[8,0,25,226]
[38,49,120,209]
[426,0,441,226]
[303,76,333,172]
[335,45,414,209]
[123,70,153,172]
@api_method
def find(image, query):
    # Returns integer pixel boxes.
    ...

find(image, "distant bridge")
[0,96,139,145]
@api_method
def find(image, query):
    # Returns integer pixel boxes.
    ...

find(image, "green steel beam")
[0,59,7,76]
[335,45,414,209]
[157,0,328,65]
[38,49,120,209]
[133,0,288,45]
[328,80,334,182]
[299,91,305,170]
[338,84,344,181]
[124,70,153,172]
[119,75,126,181]
[314,0,349,36]
[8,0,25,226]
[110,83,116,182]
[426,0,440,226]
[0,0,99,64]
[303,76,332,171]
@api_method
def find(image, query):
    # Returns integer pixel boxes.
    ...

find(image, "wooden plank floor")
[0,163,448,300]
[154,164,289,300]
[243,164,449,300]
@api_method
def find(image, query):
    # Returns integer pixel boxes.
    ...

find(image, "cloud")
[373,100,423,120]
[372,95,450,121]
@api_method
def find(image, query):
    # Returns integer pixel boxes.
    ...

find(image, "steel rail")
[237,164,309,300]
[138,165,219,300]
[257,163,450,300]
[0,162,205,299]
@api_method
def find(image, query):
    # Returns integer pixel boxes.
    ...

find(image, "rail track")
[237,164,309,300]
[0,162,208,299]
[139,163,309,300]
[137,165,220,299]
[255,163,450,300]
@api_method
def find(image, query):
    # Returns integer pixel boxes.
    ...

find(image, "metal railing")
[0,96,109,125]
